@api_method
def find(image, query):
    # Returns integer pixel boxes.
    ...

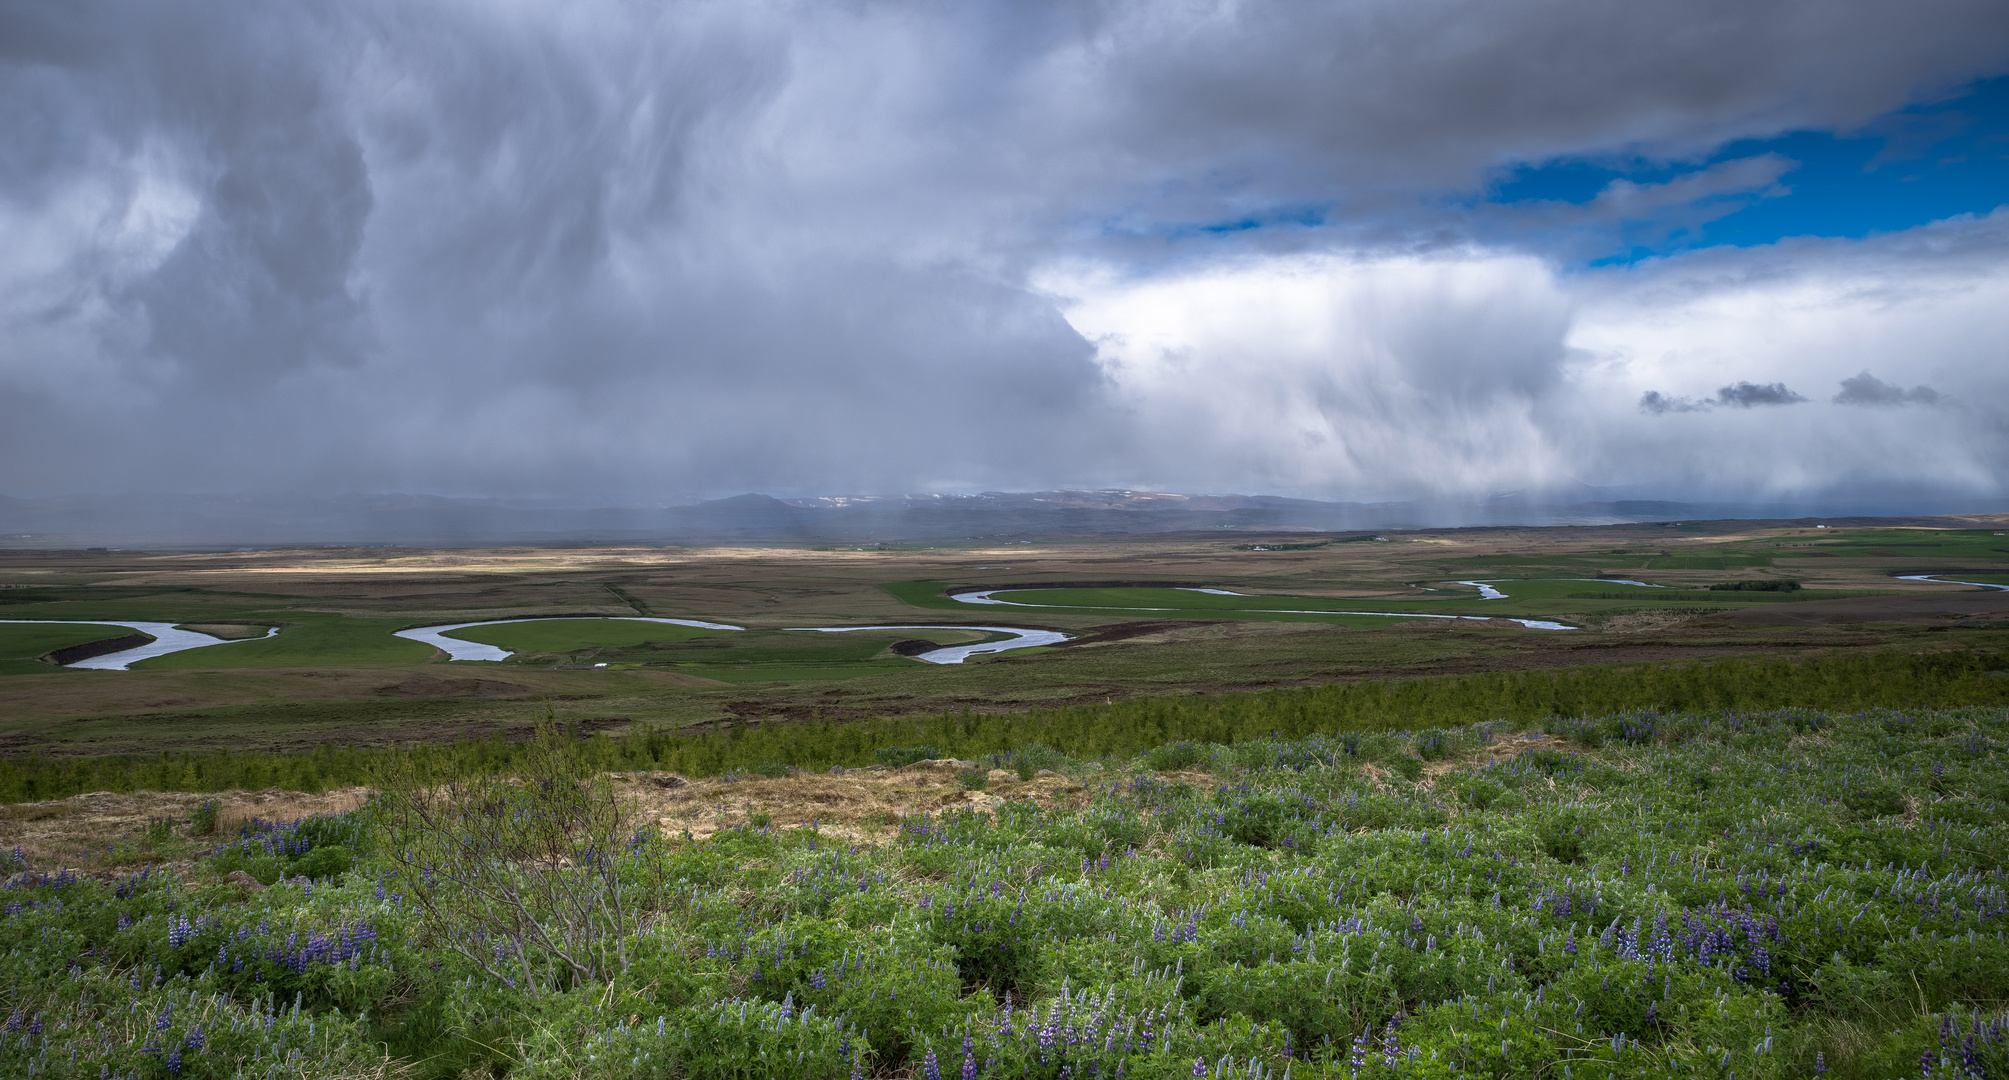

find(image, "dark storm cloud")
[1833,371,1942,406]
[1637,382,1808,413]
[1638,392,1711,415]
[1715,382,1809,408]
[0,0,2006,503]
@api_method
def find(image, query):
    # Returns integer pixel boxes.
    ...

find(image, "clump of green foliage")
[0,705,2004,1078]
[186,799,219,837]
[874,745,941,768]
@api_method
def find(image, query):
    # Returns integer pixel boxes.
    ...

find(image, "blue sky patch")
[1484,76,2009,263]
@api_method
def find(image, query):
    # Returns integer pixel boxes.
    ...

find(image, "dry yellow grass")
[0,786,369,867]
[610,760,1101,843]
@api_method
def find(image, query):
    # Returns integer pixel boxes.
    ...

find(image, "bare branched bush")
[373,724,636,992]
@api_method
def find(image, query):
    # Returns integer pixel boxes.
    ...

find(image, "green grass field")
[625,628,1007,676]
[1639,554,1773,568]
[0,622,138,675]
[445,618,735,652]
[0,521,2001,750]
[1807,527,2009,559]
[132,614,437,669]
[454,624,1019,682]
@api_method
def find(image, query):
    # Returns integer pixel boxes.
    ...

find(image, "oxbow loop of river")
[786,625,1070,663]
[0,620,279,670]
[951,585,1576,630]
[396,617,1067,665]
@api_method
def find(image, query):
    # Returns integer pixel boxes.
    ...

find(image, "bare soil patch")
[610,760,1130,843]
[175,623,272,640]
[1592,610,1708,634]
[1697,591,2009,626]
[1478,731,1569,765]
[373,676,533,698]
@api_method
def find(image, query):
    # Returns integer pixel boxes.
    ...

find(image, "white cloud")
[1038,210,2009,503]
[1563,210,2009,498]
[1047,252,1573,498]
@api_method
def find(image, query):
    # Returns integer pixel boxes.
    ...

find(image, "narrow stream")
[951,586,1575,630]
[1895,574,2009,592]
[0,620,278,670]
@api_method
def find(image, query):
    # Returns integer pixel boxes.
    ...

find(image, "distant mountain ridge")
[0,489,1995,549]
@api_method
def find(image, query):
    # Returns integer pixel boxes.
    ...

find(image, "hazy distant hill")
[0,489,1988,549]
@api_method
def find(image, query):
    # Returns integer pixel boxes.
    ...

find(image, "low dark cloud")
[1638,391,1711,414]
[1834,371,1942,406]
[1637,381,1808,413]
[1715,381,1809,408]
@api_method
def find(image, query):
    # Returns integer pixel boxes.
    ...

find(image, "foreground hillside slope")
[2,706,2004,1079]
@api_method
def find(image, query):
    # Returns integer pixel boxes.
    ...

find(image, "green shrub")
[287,844,352,880]
[1537,820,1585,863]
[373,723,641,992]
[1144,741,1207,771]
[511,995,869,1080]
[874,745,940,767]
[1709,579,1801,591]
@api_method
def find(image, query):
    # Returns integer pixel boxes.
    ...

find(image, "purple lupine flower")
[185,1025,204,1050]
[924,1048,941,1080]
[1192,1058,1207,1077]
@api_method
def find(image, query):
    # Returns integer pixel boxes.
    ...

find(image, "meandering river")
[394,617,1067,665]
[787,625,1070,664]
[393,617,745,662]
[0,620,278,670]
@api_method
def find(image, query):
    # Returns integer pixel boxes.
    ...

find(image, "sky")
[2,0,2007,511]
